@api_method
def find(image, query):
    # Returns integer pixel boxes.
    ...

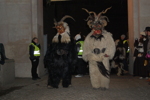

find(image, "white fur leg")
[89,61,101,89]
[89,58,110,89]
[100,58,110,89]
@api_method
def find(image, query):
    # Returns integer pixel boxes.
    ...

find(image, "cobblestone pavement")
[0,74,150,100]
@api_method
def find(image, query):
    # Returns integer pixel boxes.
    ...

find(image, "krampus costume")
[44,15,77,88]
[82,7,116,90]
[111,40,126,76]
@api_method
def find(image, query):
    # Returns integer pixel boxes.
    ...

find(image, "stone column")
[0,0,46,78]
[128,0,150,74]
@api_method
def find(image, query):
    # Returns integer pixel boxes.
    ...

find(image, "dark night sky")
[43,0,128,44]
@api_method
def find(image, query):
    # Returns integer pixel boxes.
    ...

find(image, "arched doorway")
[43,0,128,44]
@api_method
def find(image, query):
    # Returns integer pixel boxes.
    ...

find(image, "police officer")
[74,34,87,77]
[29,37,41,80]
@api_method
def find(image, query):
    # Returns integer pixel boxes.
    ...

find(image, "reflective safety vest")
[123,40,128,44]
[30,43,40,56]
[76,41,84,55]
[123,40,130,53]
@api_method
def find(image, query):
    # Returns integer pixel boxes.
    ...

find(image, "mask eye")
[59,26,63,29]
[56,26,63,30]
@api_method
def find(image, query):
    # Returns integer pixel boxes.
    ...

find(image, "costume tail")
[97,61,109,78]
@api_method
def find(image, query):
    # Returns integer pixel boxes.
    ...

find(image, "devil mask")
[54,15,75,34]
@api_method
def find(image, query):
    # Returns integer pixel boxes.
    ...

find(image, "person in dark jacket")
[133,32,149,79]
[29,37,41,80]
[143,27,150,83]
[0,43,5,65]
[0,43,8,65]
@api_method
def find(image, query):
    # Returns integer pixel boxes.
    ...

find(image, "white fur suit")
[82,30,116,89]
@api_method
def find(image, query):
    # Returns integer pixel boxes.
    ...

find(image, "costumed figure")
[111,41,126,76]
[44,15,77,88]
[82,7,116,90]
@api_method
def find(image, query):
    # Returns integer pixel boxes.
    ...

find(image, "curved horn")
[97,7,112,18]
[87,20,92,28]
[98,16,110,27]
[84,16,90,21]
[84,15,94,21]
[82,8,97,17]
[100,16,110,22]
[102,20,107,27]
[102,6,112,14]
[54,18,57,26]
[60,15,75,22]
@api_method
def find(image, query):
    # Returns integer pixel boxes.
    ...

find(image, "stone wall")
[0,0,46,78]
[0,59,15,86]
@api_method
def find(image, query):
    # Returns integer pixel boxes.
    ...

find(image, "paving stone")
[0,74,150,100]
